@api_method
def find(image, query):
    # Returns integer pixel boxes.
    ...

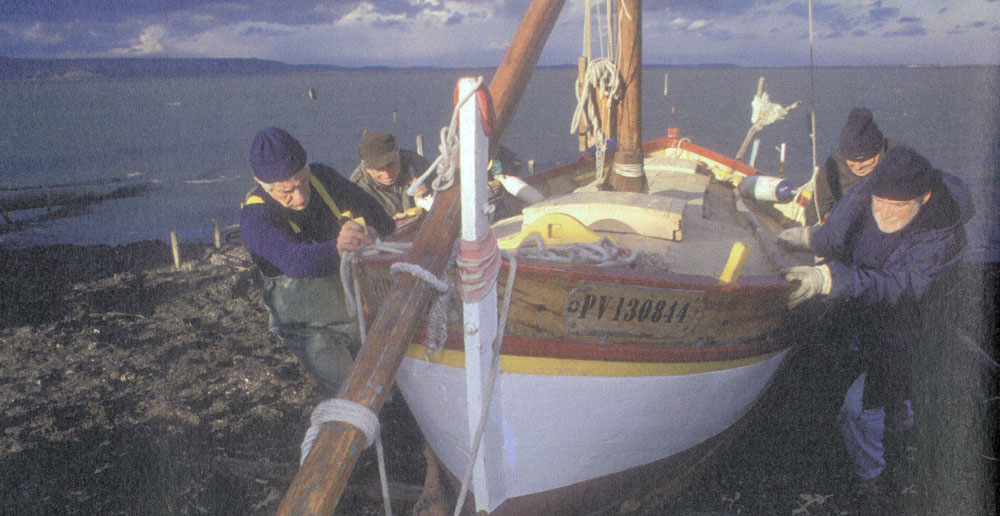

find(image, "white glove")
[778,225,816,251]
[784,264,832,309]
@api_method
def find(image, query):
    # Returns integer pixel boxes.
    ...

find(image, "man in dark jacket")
[808,107,902,224]
[781,146,974,485]
[349,131,432,220]
[240,127,395,396]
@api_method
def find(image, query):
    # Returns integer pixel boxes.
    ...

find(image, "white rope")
[391,259,455,351]
[300,399,394,516]
[452,252,517,516]
[570,58,621,137]
[516,235,639,267]
[612,161,643,178]
[409,76,486,197]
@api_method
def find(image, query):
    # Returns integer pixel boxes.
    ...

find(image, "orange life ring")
[453,83,494,137]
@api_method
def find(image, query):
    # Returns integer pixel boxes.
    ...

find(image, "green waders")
[260,273,358,396]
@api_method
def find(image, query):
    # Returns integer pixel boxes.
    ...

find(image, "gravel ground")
[1,242,995,515]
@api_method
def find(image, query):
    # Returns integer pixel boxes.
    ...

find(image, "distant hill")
[0,57,348,80]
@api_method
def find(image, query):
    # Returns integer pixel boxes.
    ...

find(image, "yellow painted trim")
[719,241,750,284]
[405,344,781,377]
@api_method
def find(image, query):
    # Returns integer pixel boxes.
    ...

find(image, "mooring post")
[170,230,181,270]
[212,219,221,249]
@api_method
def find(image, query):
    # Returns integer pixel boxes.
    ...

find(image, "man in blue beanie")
[808,107,902,224]
[240,127,395,396]
[779,146,975,498]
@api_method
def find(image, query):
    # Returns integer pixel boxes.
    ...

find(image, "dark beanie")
[867,146,942,201]
[838,108,884,161]
[358,132,399,169]
[250,127,307,183]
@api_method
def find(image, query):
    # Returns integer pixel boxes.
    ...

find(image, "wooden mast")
[274,1,566,515]
[609,0,646,193]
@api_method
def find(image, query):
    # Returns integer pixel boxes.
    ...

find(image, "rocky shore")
[1,242,995,515]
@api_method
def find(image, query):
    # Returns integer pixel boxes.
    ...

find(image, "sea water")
[1,66,997,261]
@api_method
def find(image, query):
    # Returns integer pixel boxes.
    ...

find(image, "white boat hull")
[395,345,790,513]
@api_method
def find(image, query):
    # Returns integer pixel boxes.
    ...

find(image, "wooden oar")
[275,1,566,515]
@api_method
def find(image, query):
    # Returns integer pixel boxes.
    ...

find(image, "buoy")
[495,174,544,205]
[738,175,794,203]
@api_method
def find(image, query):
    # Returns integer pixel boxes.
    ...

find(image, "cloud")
[885,24,927,37]
[21,22,64,44]
[111,24,166,55]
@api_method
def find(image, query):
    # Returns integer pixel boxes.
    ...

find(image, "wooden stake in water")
[416,134,424,157]
[170,230,181,270]
[212,219,221,249]
[663,72,669,96]
[392,109,397,129]
[528,159,535,175]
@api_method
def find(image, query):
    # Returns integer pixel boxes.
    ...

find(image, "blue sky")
[1,1,998,67]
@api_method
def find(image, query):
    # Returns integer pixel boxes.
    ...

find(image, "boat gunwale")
[408,330,791,364]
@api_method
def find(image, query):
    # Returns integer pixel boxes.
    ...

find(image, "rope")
[457,230,503,303]
[391,258,454,352]
[517,235,639,267]
[612,161,643,178]
[300,399,394,516]
[409,76,487,197]
[452,251,518,516]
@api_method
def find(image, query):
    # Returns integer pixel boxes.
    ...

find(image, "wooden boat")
[276,1,813,514]
[353,131,806,515]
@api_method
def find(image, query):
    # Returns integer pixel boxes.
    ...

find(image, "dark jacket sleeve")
[240,202,341,278]
[813,154,840,222]
[827,224,965,306]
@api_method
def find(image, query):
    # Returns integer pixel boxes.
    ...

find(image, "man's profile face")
[260,166,311,211]
[846,154,879,177]
[365,152,401,186]
[871,191,930,233]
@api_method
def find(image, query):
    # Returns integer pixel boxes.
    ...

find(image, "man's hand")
[336,219,372,253]
[784,264,832,309]
[409,178,428,198]
[778,225,816,251]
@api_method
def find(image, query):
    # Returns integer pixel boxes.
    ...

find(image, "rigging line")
[808,0,822,223]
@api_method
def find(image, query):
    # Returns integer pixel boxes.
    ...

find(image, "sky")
[1,0,998,68]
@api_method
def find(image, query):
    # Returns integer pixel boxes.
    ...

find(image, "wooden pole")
[610,0,646,193]
[416,134,424,157]
[212,219,221,249]
[170,230,181,270]
[577,56,589,152]
[275,2,565,514]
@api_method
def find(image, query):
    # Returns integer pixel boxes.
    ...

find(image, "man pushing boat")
[779,145,975,499]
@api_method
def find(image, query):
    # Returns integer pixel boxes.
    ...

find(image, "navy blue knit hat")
[838,108,884,161]
[250,127,307,182]
[868,146,941,201]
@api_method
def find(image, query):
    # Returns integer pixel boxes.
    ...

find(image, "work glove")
[778,225,816,251]
[784,264,832,309]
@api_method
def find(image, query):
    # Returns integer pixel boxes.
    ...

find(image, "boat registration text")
[563,282,703,337]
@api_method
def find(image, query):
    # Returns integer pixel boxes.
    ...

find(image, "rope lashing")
[408,76,488,197]
[612,161,643,178]
[300,398,394,516]
[340,239,413,340]
[457,230,502,303]
[570,57,621,137]
[391,258,455,352]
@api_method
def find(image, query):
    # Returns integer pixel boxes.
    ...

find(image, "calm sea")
[1,66,997,260]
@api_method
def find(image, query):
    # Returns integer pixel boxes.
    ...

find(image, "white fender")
[495,174,545,205]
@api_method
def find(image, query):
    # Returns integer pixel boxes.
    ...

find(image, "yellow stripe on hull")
[405,343,782,377]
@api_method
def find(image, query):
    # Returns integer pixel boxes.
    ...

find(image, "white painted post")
[458,76,504,513]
